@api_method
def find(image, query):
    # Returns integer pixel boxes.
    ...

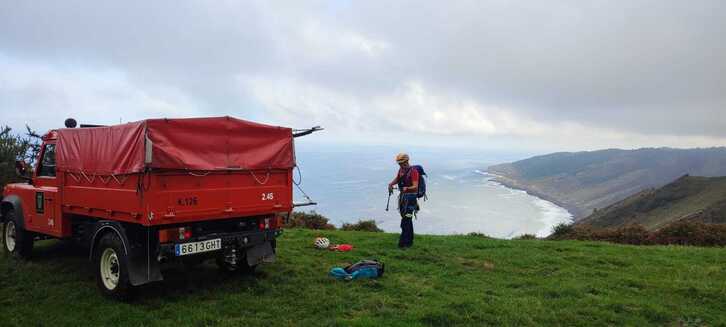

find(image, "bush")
[341,219,383,232]
[650,221,726,247]
[286,211,336,230]
[467,232,492,238]
[548,222,575,240]
[548,221,726,247]
[513,234,538,240]
[615,224,652,245]
[0,125,41,189]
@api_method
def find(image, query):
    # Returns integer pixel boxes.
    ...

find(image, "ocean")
[292,144,572,238]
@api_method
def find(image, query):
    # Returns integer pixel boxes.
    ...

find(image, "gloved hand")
[388,184,393,194]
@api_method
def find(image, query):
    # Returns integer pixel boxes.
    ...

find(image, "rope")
[250,169,271,185]
[294,181,314,204]
[112,174,128,185]
[68,171,130,185]
[68,172,81,182]
[80,171,96,183]
[293,165,302,186]
[292,165,314,204]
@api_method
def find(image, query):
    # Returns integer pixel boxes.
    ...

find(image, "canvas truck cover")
[56,117,295,175]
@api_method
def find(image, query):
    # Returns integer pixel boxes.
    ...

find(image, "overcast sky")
[1,1,725,152]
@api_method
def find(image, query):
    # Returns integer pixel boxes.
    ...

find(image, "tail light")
[179,227,193,240]
[158,226,192,243]
[258,213,287,230]
[257,216,277,230]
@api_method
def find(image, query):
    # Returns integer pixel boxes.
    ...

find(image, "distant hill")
[577,175,726,230]
[487,147,726,219]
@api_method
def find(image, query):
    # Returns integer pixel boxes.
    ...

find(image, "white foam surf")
[531,197,573,237]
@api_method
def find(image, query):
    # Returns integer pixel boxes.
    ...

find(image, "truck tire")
[2,210,33,259]
[93,232,132,300]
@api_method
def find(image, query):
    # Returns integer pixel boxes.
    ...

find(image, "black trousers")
[399,217,414,247]
[398,193,417,247]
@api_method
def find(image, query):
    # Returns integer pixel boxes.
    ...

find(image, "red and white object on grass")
[329,244,353,252]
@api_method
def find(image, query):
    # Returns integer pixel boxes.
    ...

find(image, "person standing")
[388,153,420,248]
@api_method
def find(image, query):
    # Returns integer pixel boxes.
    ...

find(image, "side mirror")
[15,160,31,182]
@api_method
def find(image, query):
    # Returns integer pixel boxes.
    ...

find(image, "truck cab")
[4,132,61,235]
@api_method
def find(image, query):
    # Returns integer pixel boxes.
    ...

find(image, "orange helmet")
[395,153,410,163]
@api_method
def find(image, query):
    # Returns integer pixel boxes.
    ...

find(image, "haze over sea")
[293,144,573,238]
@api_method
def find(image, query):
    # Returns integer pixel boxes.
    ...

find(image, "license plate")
[175,238,222,256]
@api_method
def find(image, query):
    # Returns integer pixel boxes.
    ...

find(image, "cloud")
[0,56,202,131]
[297,20,389,59]
[244,75,726,149]
[1,0,724,151]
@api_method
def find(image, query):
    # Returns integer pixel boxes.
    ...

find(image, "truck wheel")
[2,210,33,259]
[94,233,132,300]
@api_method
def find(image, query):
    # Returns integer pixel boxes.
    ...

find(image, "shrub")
[604,224,651,245]
[341,219,383,232]
[650,221,699,245]
[0,125,41,189]
[701,224,726,246]
[650,221,726,247]
[467,232,492,238]
[548,222,575,240]
[286,211,336,230]
[513,234,538,240]
[548,221,726,247]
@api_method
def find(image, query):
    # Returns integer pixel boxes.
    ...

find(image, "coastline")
[485,172,585,220]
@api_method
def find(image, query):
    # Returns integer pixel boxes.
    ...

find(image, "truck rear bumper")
[157,229,281,262]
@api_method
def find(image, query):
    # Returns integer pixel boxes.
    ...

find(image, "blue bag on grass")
[329,260,384,281]
[329,267,352,280]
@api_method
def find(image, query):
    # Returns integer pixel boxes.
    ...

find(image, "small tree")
[286,211,337,230]
[548,222,575,240]
[0,125,42,190]
[341,219,383,232]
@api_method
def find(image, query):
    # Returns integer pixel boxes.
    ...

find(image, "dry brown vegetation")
[549,221,726,247]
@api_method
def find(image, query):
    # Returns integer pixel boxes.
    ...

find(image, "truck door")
[31,143,61,236]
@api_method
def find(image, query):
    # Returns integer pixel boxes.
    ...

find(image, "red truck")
[1,116,318,299]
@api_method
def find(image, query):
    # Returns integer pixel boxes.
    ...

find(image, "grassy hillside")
[2,229,725,326]
[487,147,726,219]
[578,175,726,230]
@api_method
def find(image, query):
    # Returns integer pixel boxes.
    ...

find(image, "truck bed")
[61,169,292,227]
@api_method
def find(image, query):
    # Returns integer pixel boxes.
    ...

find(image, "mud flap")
[118,224,163,287]
[128,242,163,287]
[246,241,276,267]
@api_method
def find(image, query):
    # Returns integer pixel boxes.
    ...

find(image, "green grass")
[1,229,725,326]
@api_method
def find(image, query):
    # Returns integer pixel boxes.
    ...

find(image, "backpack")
[398,165,428,200]
[329,260,385,280]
